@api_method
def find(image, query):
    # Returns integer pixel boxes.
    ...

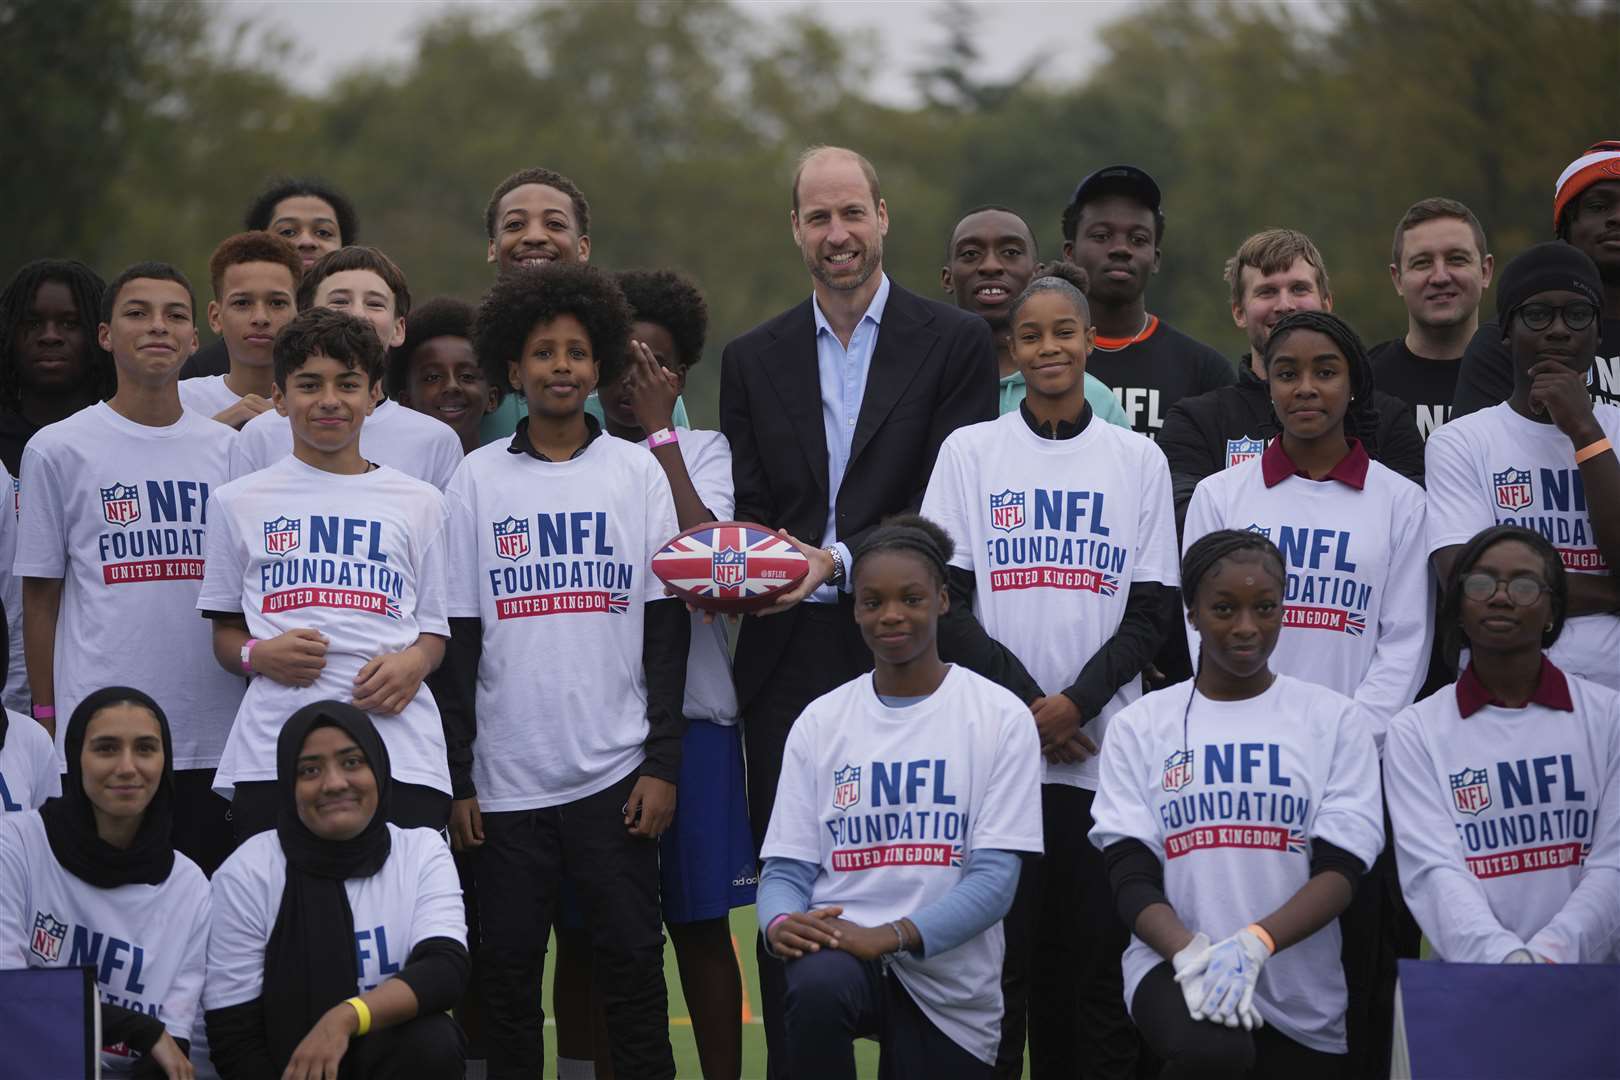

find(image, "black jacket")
[719,281,996,708]
[1157,357,1426,531]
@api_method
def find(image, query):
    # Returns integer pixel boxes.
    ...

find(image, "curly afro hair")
[388,297,476,398]
[474,263,630,393]
[615,269,708,369]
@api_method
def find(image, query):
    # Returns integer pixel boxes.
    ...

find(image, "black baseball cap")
[1068,165,1162,213]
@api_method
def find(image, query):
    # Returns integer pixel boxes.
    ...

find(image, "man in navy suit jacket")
[719,145,996,1077]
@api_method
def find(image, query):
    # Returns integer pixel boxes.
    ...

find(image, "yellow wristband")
[345,995,371,1036]
[1246,923,1276,955]
[1575,437,1613,464]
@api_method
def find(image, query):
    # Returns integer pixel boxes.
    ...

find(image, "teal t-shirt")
[999,370,1131,428]
[478,391,690,445]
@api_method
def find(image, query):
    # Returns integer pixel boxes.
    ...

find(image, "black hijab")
[262,701,393,1067]
[39,687,176,888]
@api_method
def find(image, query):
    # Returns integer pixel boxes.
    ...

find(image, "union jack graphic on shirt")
[1285,828,1307,855]
[652,525,801,603]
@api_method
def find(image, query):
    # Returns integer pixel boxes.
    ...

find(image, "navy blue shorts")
[556,719,756,929]
[659,717,757,923]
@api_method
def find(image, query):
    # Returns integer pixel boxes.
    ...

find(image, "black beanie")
[1497,241,1604,328]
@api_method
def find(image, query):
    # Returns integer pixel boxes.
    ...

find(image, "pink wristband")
[30,704,54,720]
[647,427,678,449]
[766,913,790,936]
[240,638,259,675]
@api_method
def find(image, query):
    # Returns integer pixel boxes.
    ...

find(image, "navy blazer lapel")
[759,300,830,496]
[850,284,935,467]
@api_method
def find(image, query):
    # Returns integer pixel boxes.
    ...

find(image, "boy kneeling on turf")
[199,307,454,840]
[439,263,688,1080]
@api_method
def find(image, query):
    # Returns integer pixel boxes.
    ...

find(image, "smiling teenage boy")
[389,298,498,455]
[14,262,244,873]
[180,231,302,429]
[439,263,686,1080]
[942,206,1128,427]
[198,306,453,840]
[231,247,462,488]
[182,175,360,380]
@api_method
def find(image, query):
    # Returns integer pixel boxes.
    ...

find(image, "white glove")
[1170,932,1213,1020]
[1194,928,1271,1027]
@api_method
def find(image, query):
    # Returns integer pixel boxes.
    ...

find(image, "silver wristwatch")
[826,546,846,588]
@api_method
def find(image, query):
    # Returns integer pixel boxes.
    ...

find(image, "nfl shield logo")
[1449,766,1493,815]
[30,912,66,963]
[712,548,746,587]
[989,489,1025,533]
[263,516,301,556]
[1493,468,1534,512]
[1162,749,1194,793]
[832,764,861,811]
[493,516,530,562]
[1225,437,1265,469]
[1245,523,1271,539]
[100,483,141,527]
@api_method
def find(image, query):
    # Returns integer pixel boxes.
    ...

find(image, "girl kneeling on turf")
[204,702,468,1079]
[757,515,1043,1078]
[1385,525,1619,963]
[1090,530,1385,1078]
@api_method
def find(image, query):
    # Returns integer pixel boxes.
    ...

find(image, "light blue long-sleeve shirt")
[809,274,891,602]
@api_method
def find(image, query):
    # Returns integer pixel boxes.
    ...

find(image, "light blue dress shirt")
[809,273,891,602]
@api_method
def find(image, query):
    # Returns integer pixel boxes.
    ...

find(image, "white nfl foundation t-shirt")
[1384,671,1620,963]
[178,374,245,420]
[14,404,245,769]
[231,399,463,490]
[1183,454,1432,741]
[1425,403,1620,688]
[920,409,1179,789]
[198,457,451,796]
[0,466,28,712]
[0,811,210,1075]
[761,665,1044,1065]
[0,709,59,810]
[1089,675,1385,1054]
[444,433,678,809]
[205,824,465,1009]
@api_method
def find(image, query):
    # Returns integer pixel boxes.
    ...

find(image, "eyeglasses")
[1460,572,1551,606]
[1513,301,1598,333]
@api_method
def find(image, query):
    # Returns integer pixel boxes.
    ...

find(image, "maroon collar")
[1455,657,1575,718]
[1260,437,1370,490]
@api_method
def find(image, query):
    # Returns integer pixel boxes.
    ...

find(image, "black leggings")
[1130,961,1345,1080]
[345,1010,465,1078]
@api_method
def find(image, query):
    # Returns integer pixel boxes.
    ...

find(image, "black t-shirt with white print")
[1083,317,1236,438]
[1369,338,1463,441]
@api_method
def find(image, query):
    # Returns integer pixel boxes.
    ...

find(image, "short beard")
[806,242,882,293]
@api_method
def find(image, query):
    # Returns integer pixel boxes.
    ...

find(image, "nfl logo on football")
[493,516,530,562]
[832,764,861,811]
[1162,749,1194,793]
[30,911,66,963]
[1226,437,1265,469]
[1492,468,1534,512]
[263,516,301,556]
[989,489,1024,533]
[1450,767,1492,815]
[712,548,746,588]
[100,482,141,527]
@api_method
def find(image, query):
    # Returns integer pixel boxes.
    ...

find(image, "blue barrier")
[1393,958,1620,1080]
[0,965,97,1079]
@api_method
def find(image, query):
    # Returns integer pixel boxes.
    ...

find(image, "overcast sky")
[210,0,1140,105]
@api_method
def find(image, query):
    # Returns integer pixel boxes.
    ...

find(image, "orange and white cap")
[1554,140,1620,231]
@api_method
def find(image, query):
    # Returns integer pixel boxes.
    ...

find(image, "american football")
[652,521,811,614]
